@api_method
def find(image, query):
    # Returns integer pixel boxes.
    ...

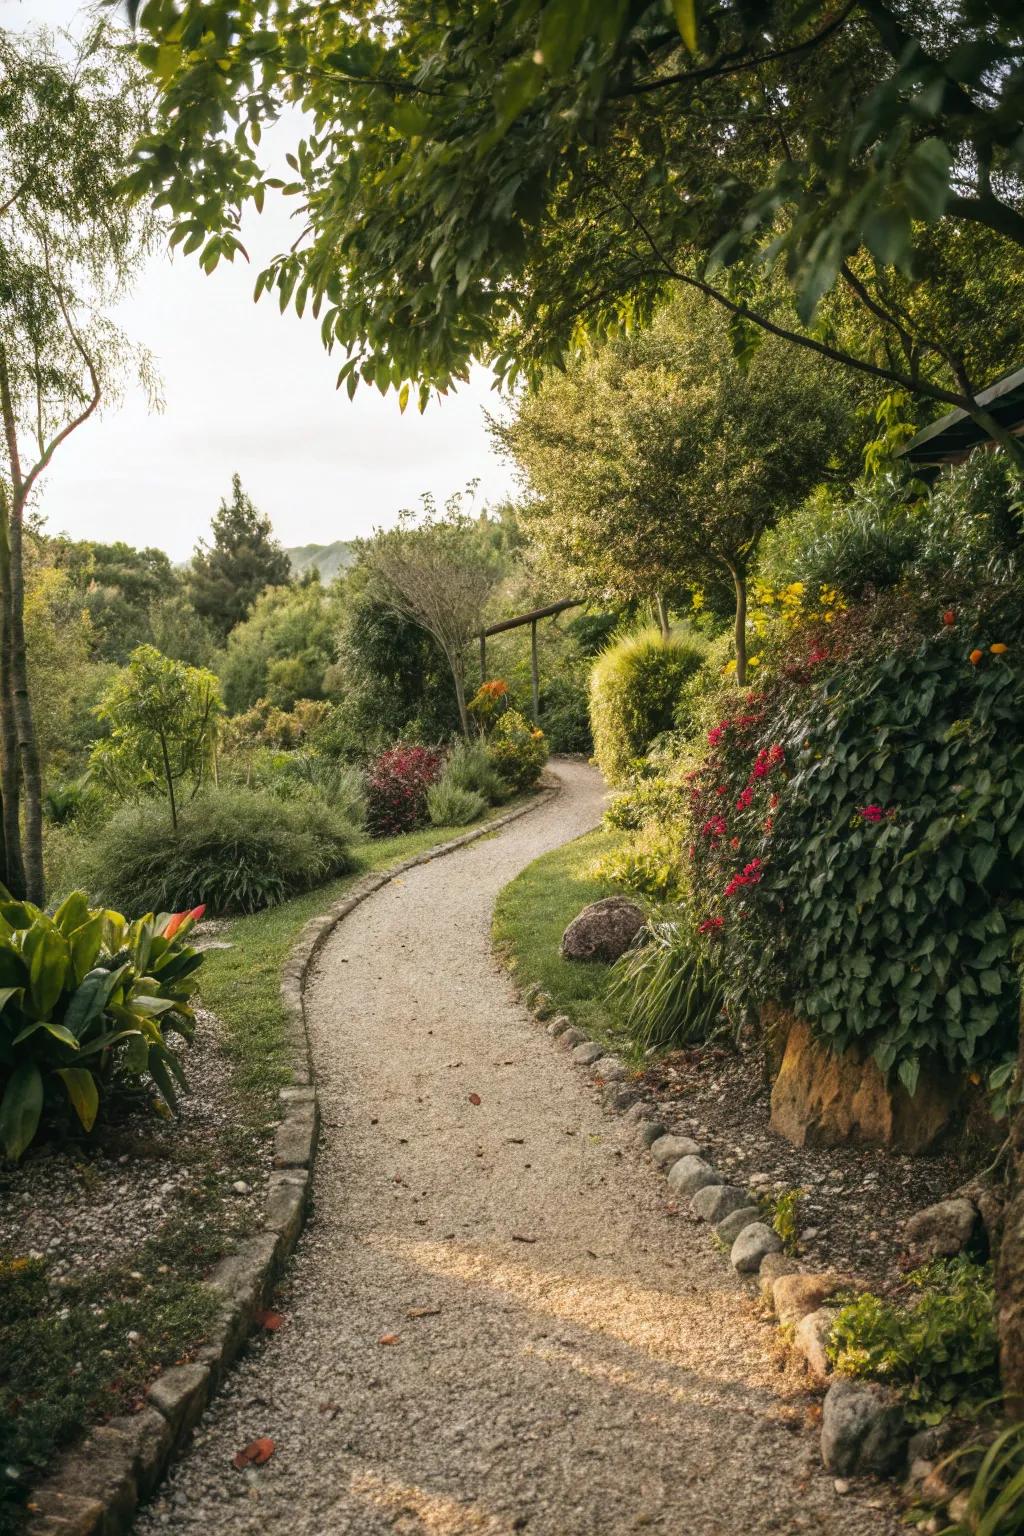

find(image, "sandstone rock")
[792,1307,837,1380]
[770,1016,959,1153]
[731,1222,783,1274]
[906,1198,979,1261]
[691,1185,753,1224]
[717,1206,763,1244]
[772,1272,844,1327]
[758,1252,801,1297]
[667,1156,719,1199]
[571,1041,604,1066]
[560,897,646,964]
[649,1134,701,1168]
[821,1378,908,1476]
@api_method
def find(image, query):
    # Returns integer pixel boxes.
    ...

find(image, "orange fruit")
[943,609,955,625]
[969,649,984,665]
[991,643,1009,655]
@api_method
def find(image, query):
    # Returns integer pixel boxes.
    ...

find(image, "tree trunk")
[997,995,1024,1416]
[159,730,178,829]
[654,594,671,641]
[729,564,748,687]
[0,490,25,897]
[8,492,45,904]
[452,662,471,739]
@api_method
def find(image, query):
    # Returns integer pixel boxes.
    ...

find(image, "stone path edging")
[517,989,916,1488]
[25,783,559,1536]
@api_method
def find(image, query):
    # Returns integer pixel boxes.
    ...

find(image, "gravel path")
[137,760,898,1536]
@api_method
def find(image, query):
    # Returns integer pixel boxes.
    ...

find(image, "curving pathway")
[137,760,897,1536]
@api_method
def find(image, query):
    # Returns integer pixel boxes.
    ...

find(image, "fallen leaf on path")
[585,1250,598,1260]
[232,1437,275,1470]
[318,1401,340,1419]
[468,1092,481,1105]
[447,1061,462,1069]
[378,1332,401,1346]
[511,1234,537,1244]
[254,1310,284,1332]
[406,1306,441,1319]
[505,1137,524,1144]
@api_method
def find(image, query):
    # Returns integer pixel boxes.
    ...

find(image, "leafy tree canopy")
[187,472,292,638]
[220,576,344,712]
[128,0,1024,444]
[496,291,859,680]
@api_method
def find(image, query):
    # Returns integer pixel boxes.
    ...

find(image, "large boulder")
[769,1015,959,1153]
[905,1198,979,1263]
[560,897,646,964]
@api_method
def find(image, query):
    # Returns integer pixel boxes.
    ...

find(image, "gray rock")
[905,1198,979,1262]
[592,1055,628,1082]
[546,1016,572,1037]
[624,1101,656,1124]
[792,1307,837,1380]
[821,1379,908,1476]
[560,897,646,963]
[603,1085,639,1114]
[691,1185,752,1224]
[558,1027,588,1049]
[730,1222,783,1274]
[716,1206,762,1244]
[650,1134,701,1168]
[667,1156,719,1198]
[637,1120,669,1149]
[147,1363,211,1447]
[571,1041,604,1067]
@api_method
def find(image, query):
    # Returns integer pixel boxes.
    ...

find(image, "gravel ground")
[0,1006,268,1281]
[137,760,899,1536]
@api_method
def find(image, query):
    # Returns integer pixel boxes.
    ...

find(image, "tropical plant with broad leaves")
[0,891,205,1160]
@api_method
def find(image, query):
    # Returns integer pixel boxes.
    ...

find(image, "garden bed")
[494,827,975,1294]
[1,808,534,1534]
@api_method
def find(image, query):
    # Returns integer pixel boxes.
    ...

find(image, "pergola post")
[479,632,487,684]
[530,618,540,725]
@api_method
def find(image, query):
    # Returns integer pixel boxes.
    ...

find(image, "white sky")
[6,0,518,561]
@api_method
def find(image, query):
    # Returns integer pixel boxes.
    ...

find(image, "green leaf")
[28,927,70,1018]
[0,1062,43,1160]
[56,1068,99,1132]
[671,0,698,51]
[898,1056,920,1098]
[12,1020,79,1049]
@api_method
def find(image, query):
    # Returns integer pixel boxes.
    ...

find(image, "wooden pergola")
[478,598,581,724]
[900,364,1024,469]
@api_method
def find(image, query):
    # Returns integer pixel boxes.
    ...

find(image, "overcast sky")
[8,0,518,561]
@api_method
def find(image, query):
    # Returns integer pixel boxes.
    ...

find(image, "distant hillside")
[285,540,358,582]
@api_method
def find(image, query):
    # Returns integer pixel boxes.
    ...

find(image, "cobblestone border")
[514,986,928,1493]
[25,782,559,1536]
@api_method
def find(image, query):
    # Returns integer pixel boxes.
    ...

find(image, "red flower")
[163,904,206,940]
[699,916,725,934]
[859,805,885,824]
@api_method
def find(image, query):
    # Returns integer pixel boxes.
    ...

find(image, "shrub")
[0,893,204,1160]
[467,678,510,731]
[443,737,510,804]
[539,669,592,754]
[688,614,1024,1087]
[486,709,548,792]
[593,822,687,903]
[607,920,726,1051]
[426,779,486,827]
[79,789,355,915]
[827,1258,998,1426]
[937,1419,1024,1534]
[604,773,690,833]
[756,478,925,601]
[365,743,443,836]
[244,749,367,828]
[589,627,707,783]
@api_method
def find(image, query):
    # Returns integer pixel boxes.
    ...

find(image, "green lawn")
[492,825,632,1053]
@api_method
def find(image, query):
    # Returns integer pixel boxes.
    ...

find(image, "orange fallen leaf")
[406,1306,441,1319]
[468,1092,481,1105]
[378,1332,400,1345]
[232,1437,275,1471]
[254,1310,284,1331]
